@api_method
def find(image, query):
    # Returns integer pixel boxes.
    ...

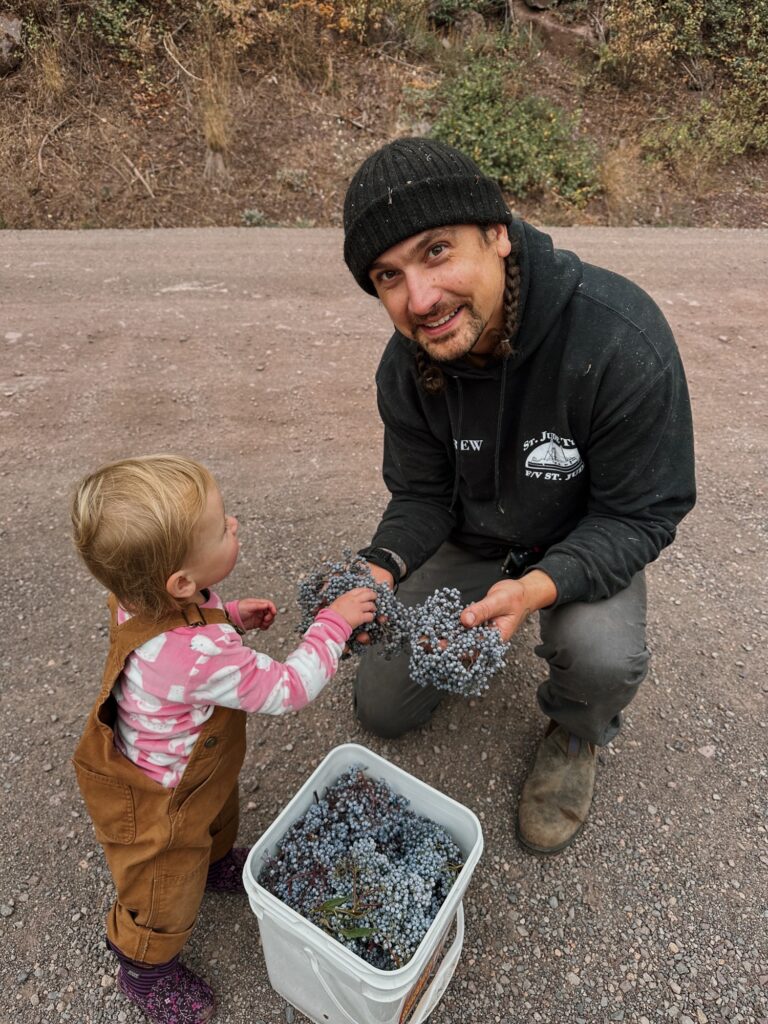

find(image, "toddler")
[70,454,376,1024]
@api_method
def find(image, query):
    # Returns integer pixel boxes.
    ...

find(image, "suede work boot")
[517,722,596,854]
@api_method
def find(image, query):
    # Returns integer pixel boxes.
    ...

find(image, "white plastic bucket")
[244,743,483,1024]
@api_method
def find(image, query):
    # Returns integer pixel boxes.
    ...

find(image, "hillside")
[1,0,767,230]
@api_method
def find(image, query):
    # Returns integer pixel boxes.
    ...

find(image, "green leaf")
[338,927,375,939]
[318,896,350,912]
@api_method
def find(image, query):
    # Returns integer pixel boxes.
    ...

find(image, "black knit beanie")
[343,137,512,295]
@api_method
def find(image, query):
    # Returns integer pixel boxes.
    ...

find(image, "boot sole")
[515,815,588,856]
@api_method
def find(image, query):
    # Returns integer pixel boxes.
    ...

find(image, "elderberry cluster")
[257,766,464,970]
[297,552,509,693]
[404,588,509,697]
[297,550,406,658]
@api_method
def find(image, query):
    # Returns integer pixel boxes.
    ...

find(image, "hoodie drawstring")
[449,378,463,513]
[494,357,508,514]
[449,359,508,515]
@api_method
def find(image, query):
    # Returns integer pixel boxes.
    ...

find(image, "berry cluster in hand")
[298,552,510,694]
[297,550,407,658]
[257,767,464,970]
[404,587,509,697]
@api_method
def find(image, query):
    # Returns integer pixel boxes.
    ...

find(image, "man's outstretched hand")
[460,570,558,642]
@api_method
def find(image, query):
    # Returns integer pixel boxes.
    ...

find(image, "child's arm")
[188,588,376,714]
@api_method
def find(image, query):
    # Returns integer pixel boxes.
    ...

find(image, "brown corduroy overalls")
[73,596,247,964]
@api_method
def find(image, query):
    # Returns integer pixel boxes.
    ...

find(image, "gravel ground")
[1,226,766,1024]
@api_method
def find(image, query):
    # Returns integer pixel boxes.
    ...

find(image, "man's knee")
[538,582,649,697]
[354,653,441,739]
[354,692,413,739]
[543,622,648,691]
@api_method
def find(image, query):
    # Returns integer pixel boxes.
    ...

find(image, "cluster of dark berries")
[297,552,510,694]
[297,550,407,658]
[403,587,509,697]
[257,766,463,970]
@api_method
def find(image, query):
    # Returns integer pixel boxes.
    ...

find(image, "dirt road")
[2,226,767,1023]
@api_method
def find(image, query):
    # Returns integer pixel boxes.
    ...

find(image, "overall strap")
[105,594,233,679]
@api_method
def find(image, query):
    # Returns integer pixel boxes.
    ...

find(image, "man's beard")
[412,304,487,363]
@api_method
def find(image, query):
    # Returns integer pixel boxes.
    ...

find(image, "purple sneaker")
[117,961,215,1024]
[205,847,249,894]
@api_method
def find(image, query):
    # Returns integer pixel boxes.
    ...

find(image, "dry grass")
[662,137,721,201]
[1,4,764,231]
[599,140,655,225]
[259,4,336,87]
[197,27,237,183]
[32,34,67,108]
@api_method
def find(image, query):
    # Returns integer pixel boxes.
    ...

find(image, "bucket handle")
[305,947,361,1024]
[406,902,465,1024]
[304,903,465,1024]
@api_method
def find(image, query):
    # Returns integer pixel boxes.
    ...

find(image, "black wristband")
[358,546,404,585]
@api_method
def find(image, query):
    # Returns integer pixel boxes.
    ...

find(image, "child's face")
[184,483,240,590]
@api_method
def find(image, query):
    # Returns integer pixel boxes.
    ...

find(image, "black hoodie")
[368,220,696,606]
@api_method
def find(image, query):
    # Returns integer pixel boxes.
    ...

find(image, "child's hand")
[237,598,277,631]
[327,587,378,631]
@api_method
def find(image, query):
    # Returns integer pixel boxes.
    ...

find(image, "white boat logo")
[525,440,583,475]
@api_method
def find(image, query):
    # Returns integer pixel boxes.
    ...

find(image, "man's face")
[369,223,512,362]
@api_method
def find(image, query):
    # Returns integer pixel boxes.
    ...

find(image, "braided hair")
[416,228,521,395]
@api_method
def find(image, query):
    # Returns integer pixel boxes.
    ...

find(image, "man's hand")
[460,570,557,642]
[367,562,395,590]
[237,598,277,631]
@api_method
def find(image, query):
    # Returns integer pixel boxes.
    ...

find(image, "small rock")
[0,15,22,76]
[566,972,581,986]
[100,975,114,989]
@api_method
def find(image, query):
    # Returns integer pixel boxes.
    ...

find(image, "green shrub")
[597,0,768,153]
[599,0,734,77]
[644,87,768,174]
[432,57,599,205]
[596,1,676,90]
[241,208,271,227]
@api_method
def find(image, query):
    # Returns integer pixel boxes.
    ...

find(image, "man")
[343,137,695,854]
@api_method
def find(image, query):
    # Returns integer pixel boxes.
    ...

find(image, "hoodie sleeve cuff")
[528,554,591,608]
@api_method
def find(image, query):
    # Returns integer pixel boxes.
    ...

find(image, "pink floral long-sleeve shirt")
[112,591,351,787]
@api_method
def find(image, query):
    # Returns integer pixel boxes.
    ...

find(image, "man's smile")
[417,305,464,337]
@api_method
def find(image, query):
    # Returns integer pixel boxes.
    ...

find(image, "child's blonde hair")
[71,454,214,619]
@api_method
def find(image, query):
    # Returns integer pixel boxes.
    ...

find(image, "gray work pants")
[354,542,649,746]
